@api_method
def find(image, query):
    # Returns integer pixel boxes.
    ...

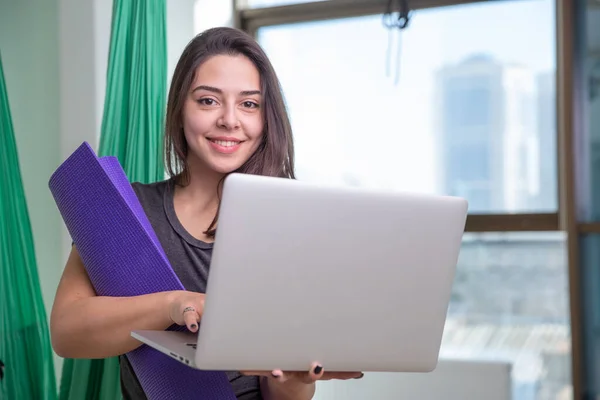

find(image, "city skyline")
[435,52,556,213]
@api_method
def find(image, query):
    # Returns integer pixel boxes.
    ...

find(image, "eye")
[197,98,216,106]
[242,101,259,109]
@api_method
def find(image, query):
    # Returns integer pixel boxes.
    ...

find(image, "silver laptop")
[312,359,512,400]
[131,173,468,373]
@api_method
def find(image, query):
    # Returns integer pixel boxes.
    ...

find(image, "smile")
[209,139,239,147]
[207,138,243,154]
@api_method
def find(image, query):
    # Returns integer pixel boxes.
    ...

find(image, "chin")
[205,157,249,175]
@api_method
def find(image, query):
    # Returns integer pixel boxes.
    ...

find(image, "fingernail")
[355,373,364,379]
[271,372,280,378]
[190,324,197,329]
[313,365,323,374]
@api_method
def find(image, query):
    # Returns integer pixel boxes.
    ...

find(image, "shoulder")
[131,179,170,193]
[129,179,176,235]
[129,179,175,219]
[131,179,171,203]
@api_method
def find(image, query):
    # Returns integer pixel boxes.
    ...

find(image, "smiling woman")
[164,28,296,184]
[163,29,297,240]
[50,27,360,400]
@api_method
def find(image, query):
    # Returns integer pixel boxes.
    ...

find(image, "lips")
[207,137,243,154]
[208,139,240,147]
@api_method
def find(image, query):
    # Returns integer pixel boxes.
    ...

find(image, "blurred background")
[1,0,599,399]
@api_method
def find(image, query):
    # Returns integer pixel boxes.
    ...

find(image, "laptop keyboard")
[186,343,197,350]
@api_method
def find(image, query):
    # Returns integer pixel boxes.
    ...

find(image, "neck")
[175,156,225,214]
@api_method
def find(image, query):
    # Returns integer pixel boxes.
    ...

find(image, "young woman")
[50,27,362,399]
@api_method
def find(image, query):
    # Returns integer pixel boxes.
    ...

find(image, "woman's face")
[182,54,264,176]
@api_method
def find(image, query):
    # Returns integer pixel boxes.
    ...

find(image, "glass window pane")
[585,6,600,222]
[445,232,571,399]
[257,0,558,214]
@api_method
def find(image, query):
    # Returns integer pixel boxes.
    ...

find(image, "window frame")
[234,1,586,397]
[237,0,494,37]
[235,0,563,233]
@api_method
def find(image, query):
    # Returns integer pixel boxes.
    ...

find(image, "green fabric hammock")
[58,0,167,399]
[0,53,58,399]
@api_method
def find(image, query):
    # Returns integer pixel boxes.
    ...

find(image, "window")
[442,74,494,128]
[249,0,571,398]
[446,232,571,400]
[445,141,492,211]
[256,0,558,214]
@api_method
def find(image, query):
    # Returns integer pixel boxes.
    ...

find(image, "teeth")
[212,140,239,147]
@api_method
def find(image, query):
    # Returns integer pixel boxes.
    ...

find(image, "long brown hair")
[164,27,295,237]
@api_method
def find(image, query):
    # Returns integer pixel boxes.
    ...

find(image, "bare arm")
[50,246,199,359]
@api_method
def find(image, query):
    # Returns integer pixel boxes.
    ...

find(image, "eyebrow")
[192,85,261,96]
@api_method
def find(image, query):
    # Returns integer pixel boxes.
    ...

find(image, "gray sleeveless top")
[119,179,262,400]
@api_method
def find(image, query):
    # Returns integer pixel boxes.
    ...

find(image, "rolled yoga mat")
[48,142,237,400]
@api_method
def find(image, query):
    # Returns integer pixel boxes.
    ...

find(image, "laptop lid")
[194,173,468,372]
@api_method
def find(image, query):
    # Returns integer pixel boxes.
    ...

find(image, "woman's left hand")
[242,362,363,384]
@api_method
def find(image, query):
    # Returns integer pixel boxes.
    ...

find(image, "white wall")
[193,0,235,35]
[58,0,111,267]
[167,0,197,85]
[0,0,63,374]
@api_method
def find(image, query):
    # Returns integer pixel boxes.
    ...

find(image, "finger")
[270,369,287,382]
[308,362,324,382]
[244,369,291,383]
[182,306,200,332]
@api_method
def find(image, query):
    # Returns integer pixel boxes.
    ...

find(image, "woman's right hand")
[167,290,206,333]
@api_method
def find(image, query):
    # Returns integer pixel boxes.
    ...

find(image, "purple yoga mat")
[48,142,237,400]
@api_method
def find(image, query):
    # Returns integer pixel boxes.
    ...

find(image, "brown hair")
[164,27,295,237]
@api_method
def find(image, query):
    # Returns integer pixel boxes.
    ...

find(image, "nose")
[217,105,240,131]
